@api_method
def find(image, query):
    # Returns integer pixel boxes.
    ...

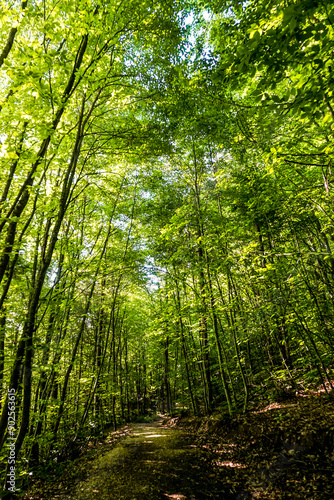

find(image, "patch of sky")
[113,215,131,231]
[177,9,215,63]
[143,256,164,291]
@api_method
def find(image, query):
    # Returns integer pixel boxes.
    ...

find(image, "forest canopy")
[0,0,333,493]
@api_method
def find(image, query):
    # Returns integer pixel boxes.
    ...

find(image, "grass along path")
[26,395,334,499]
[26,420,238,500]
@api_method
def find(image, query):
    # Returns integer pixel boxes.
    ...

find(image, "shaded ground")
[25,420,238,499]
[166,395,334,499]
[25,395,334,500]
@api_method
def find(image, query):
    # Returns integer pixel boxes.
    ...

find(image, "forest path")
[58,419,233,500]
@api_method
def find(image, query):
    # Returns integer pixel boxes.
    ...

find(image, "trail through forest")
[1,1,334,497]
[26,396,334,500]
[27,420,241,500]
[66,420,226,500]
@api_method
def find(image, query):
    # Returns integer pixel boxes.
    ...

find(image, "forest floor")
[24,395,334,500]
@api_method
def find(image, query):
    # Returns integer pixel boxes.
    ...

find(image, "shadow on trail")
[61,420,240,500]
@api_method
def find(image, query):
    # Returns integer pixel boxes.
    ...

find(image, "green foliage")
[1,0,334,495]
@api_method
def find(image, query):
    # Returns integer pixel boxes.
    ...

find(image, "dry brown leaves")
[168,395,334,499]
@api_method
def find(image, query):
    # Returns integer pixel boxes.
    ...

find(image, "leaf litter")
[24,394,333,499]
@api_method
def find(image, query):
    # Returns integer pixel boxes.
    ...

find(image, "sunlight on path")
[60,421,229,500]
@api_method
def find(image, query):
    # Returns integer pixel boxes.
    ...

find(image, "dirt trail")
[53,420,233,500]
[26,397,334,500]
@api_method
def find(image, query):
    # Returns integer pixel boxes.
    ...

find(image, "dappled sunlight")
[144,434,166,438]
[143,459,167,464]
[212,444,236,455]
[252,402,295,413]
[213,460,246,468]
[163,494,187,499]
[44,420,233,498]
